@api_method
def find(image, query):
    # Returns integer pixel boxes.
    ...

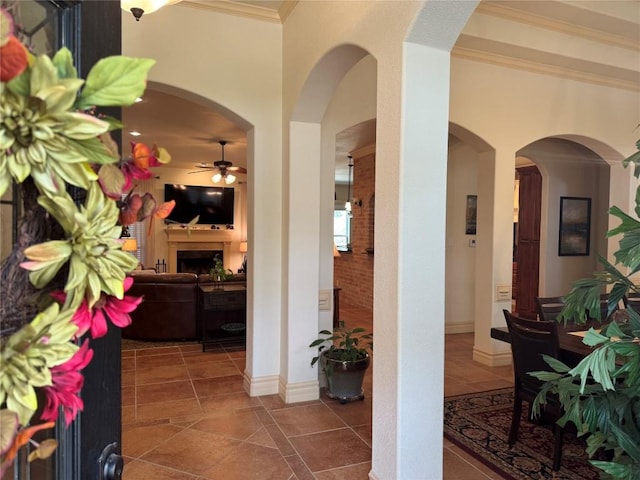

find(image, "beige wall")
[446,142,479,333]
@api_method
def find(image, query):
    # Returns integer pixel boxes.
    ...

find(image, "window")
[127,221,146,266]
[334,210,351,251]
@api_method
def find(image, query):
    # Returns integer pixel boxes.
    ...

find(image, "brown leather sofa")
[123,273,199,340]
[123,272,246,341]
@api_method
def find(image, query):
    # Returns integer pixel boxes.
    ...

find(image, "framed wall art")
[558,196,591,256]
[465,195,477,235]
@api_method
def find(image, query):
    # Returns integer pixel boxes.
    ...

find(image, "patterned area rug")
[444,388,601,480]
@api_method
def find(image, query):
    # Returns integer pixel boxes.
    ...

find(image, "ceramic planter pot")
[321,351,370,403]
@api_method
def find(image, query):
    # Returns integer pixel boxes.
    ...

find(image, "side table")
[199,284,247,351]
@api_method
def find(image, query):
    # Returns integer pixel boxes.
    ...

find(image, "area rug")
[444,388,601,480]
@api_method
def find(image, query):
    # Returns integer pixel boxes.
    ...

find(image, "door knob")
[98,442,123,480]
[103,452,123,480]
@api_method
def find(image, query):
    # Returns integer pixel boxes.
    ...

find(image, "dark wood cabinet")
[515,166,542,319]
[199,285,247,350]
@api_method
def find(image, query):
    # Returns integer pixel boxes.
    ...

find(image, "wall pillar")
[472,148,517,367]
[371,42,450,480]
[278,121,322,403]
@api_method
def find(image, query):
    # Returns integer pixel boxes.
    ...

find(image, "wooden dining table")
[491,319,606,366]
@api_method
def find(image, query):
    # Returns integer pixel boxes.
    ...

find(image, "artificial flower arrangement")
[0,8,176,476]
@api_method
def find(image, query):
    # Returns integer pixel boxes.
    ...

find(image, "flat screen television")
[164,184,235,225]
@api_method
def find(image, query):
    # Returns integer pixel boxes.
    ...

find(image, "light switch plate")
[496,284,511,301]
[319,290,331,311]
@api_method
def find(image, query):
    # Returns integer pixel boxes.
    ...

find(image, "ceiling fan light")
[225,173,236,184]
[212,173,222,183]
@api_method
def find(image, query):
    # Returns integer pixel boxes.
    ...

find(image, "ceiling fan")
[188,140,247,184]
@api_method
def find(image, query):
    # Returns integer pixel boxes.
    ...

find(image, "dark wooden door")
[13,2,124,479]
[4,1,123,477]
[515,166,542,319]
[75,3,124,479]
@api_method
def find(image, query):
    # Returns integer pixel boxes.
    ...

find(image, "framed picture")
[465,195,477,235]
[558,197,591,256]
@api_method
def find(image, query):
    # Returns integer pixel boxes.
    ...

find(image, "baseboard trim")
[445,322,474,334]
[472,347,512,367]
[278,377,319,404]
[244,373,279,397]
[368,470,380,480]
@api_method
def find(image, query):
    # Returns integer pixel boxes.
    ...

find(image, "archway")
[282,2,479,476]
[282,44,372,405]
[517,138,615,305]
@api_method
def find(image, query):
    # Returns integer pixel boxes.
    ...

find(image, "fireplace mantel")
[165,228,234,273]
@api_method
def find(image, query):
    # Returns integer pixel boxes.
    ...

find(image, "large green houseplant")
[310,322,372,403]
[532,137,640,479]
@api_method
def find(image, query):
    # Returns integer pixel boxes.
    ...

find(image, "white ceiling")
[121,0,639,182]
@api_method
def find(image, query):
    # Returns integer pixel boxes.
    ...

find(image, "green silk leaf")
[56,112,110,139]
[38,82,83,114]
[0,170,10,198]
[29,54,58,97]
[7,66,31,97]
[23,240,71,263]
[66,137,118,165]
[51,47,77,79]
[77,57,156,109]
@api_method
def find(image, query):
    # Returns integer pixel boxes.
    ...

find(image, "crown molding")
[476,2,639,51]
[278,1,298,22]
[179,0,291,23]
[452,45,640,93]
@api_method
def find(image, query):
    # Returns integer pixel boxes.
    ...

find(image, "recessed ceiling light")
[130,131,142,136]
[135,97,143,103]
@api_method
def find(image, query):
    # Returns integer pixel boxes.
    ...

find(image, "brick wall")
[334,152,374,311]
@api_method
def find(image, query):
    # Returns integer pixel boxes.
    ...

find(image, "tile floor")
[121,305,514,479]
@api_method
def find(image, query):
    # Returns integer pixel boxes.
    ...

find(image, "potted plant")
[209,254,233,287]
[531,136,640,479]
[310,322,372,403]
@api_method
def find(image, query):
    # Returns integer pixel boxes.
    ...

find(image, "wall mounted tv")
[164,184,235,225]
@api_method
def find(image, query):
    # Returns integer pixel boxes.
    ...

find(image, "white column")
[279,121,322,402]
[371,42,450,480]
[244,129,283,397]
[472,148,516,367]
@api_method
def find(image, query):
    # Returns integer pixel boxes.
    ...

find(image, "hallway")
[122,304,512,479]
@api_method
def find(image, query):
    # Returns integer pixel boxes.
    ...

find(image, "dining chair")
[535,296,565,322]
[623,292,640,311]
[538,294,618,323]
[597,293,620,321]
[502,309,565,472]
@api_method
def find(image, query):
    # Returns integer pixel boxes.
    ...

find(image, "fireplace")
[177,250,223,274]
[165,227,233,273]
